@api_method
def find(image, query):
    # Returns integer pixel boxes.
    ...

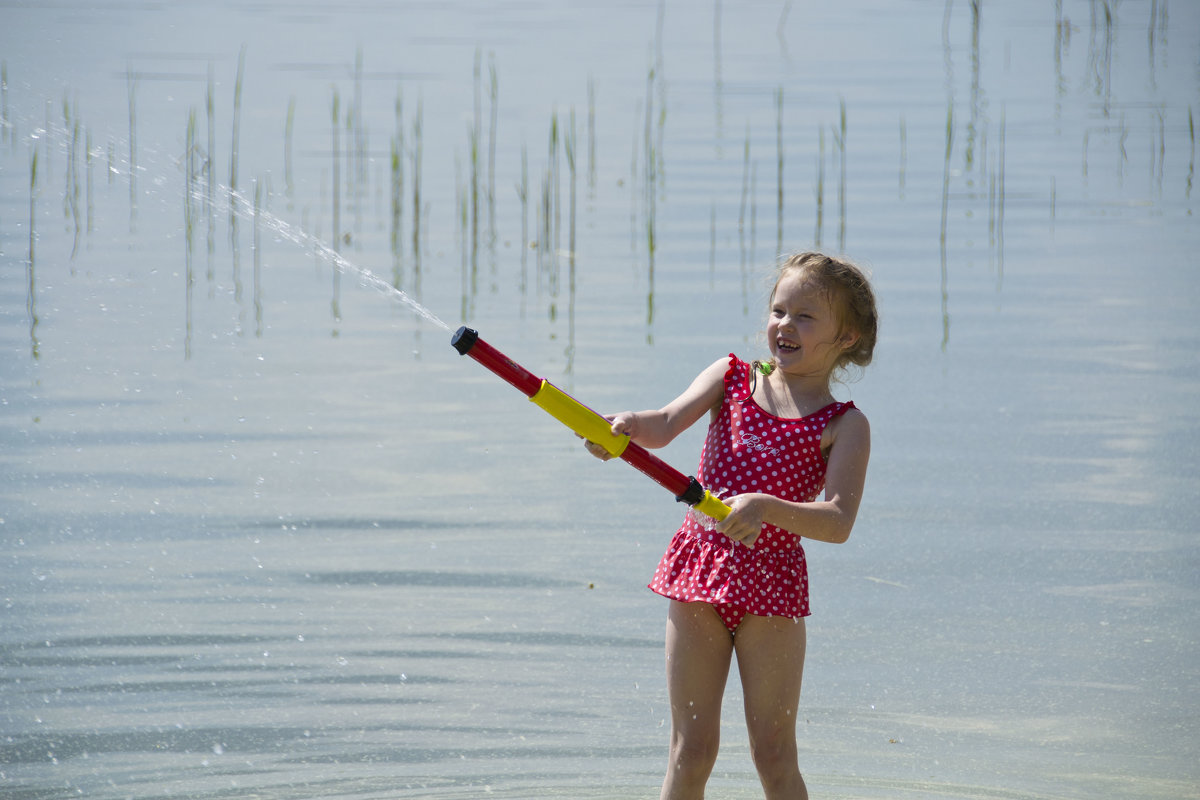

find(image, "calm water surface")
[1,1,1197,798]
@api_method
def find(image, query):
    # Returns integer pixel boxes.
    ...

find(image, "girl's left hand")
[716,493,769,548]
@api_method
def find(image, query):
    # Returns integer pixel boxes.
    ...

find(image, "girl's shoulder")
[821,403,870,457]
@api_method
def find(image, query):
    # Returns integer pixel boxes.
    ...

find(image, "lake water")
[1,1,1197,798]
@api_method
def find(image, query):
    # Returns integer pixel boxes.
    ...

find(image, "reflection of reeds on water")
[993,108,1005,281]
[1187,107,1195,198]
[28,149,39,359]
[940,99,954,351]
[253,177,263,338]
[1,61,9,144]
[185,108,197,360]
[330,87,342,323]
[285,96,295,202]
[127,66,137,230]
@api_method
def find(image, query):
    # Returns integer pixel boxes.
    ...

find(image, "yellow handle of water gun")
[529,380,630,458]
[529,378,732,522]
[692,490,732,522]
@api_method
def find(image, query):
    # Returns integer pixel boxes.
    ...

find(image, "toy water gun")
[451,326,731,522]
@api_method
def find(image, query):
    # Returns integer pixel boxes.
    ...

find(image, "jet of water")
[202,181,452,332]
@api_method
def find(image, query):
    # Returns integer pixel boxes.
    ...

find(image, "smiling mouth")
[777,339,799,353]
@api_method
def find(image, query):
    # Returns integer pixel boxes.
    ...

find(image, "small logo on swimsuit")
[737,432,782,457]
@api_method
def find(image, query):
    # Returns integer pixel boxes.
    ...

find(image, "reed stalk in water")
[940,100,954,350]
[230,45,246,223]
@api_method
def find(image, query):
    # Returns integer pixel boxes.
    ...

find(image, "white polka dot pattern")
[648,355,856,620]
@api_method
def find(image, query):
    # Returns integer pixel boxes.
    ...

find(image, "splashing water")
[204,182,453,332]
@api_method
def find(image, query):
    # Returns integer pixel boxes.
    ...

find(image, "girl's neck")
[756,368,835,418]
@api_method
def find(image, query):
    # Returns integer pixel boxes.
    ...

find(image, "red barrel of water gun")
[451,326,730,521]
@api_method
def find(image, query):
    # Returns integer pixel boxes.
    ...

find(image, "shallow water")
[2,1,1198,798]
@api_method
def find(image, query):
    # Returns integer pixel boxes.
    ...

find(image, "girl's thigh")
[664,600,735,733]
[733,614,807,734]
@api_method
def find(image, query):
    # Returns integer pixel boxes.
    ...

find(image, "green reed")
[230,45,246,211]
[1187,106,1194,198]
[62,94,81,259]
[412,97,423,264]
[390,90,404,266]
[940,99,954,351]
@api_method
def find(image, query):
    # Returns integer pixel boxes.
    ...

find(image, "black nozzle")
[675,477,707,508]
[451,326,479,355]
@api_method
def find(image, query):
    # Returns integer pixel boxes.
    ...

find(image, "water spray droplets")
[196,180,452,332]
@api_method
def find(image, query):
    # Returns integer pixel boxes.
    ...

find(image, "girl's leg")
[660,600,735,800]
[733,614,808,800]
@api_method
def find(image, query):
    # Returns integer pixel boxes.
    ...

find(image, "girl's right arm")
[587,356,729,455]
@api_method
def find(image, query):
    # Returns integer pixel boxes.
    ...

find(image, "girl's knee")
[670,729,720,771]
[748,727,799,778]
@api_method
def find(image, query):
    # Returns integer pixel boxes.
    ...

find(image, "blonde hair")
[766,251,878,379]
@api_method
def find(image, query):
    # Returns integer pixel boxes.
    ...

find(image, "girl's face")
[766,272,851,378]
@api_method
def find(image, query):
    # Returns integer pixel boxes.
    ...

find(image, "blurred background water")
[1,1,1197,798]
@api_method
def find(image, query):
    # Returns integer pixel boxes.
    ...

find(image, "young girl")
[585,251,877,800]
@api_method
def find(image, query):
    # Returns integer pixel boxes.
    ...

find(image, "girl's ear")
[839,330,860,351]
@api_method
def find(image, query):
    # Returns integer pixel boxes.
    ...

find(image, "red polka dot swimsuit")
[648,355,857,631]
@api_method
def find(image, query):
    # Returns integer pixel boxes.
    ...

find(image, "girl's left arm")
[716,408,871,547]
